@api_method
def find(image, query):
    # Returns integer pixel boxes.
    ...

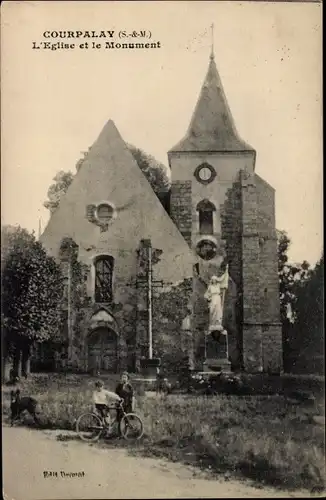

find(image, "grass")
[2,373,325,492]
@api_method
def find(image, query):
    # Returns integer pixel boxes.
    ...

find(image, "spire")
[210,23,215,61]
[169,47,253,153]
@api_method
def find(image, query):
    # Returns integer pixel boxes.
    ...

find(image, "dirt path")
[3,425,311,499]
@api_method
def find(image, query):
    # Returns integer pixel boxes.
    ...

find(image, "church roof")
[169,54,254,153]
[40,120,195,283]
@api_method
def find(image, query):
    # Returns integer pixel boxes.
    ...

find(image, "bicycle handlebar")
[105,399,124,410]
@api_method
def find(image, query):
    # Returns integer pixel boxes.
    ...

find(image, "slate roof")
[169,54,254,153]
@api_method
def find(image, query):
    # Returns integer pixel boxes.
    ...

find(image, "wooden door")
[88,328,117,373]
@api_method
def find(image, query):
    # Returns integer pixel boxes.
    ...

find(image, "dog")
[10,389,41,427]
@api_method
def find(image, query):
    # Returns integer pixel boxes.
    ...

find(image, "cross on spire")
[210,23,215,60]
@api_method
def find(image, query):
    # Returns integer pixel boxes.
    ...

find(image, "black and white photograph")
[1,1,323,498]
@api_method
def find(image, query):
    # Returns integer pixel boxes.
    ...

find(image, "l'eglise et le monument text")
[37,48,283,376]
[32,30,162,51]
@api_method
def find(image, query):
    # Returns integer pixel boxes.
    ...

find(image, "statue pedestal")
[203,331,231,373]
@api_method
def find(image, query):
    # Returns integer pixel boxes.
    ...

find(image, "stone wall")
[239,171,283,374]
[134,238,194,372]
[170,181,192,245]
[219,170,283,374]
[255,175,283,374]
[221,182,243,288]
[135,239,151,369]
[222,277,240,368]
[221,180,243,369]
[192,274,209,367]
[152,277,193,371]
[47,235,195,374]
[240,170,263,373]
[55,236,133,373]
[262,325,283,373]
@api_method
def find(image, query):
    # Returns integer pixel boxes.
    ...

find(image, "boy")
[115,372,134,415]
[92,380,121,423]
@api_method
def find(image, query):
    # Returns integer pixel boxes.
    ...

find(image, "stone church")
[40,50,283,375]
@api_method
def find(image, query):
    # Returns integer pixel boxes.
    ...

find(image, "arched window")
[196,199,216,235]
[94,256,114,303]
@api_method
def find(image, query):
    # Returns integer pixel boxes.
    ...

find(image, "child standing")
[115,372,134,417]
[92,380,121,422]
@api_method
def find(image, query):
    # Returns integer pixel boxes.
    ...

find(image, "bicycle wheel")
[119,413,144,440]
[76,412,103,442]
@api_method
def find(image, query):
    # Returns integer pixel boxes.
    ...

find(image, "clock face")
[198,166,212,181]
[194,163,216,185]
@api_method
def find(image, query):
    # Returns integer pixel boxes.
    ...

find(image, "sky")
[1,1,322,265]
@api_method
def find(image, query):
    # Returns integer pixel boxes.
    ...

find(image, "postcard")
[1,1,323,499]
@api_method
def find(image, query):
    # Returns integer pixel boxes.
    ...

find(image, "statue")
[204,265,229,337]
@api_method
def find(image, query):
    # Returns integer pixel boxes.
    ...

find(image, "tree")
[1,226,64,378]
[277,229,310,370]
[43,170,74,213]
[277,230,324,373]
[289,254,324,373]
[127,144,170,194]
[277,230,311,326]
[43,145,171,213]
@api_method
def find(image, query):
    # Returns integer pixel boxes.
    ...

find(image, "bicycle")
[76,400,144,442]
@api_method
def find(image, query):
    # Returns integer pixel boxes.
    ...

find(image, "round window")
[96,204,114,223]
[196,239,218,261]
[194,163,216,185]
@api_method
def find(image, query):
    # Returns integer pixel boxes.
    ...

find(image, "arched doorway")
[87,327,118,373]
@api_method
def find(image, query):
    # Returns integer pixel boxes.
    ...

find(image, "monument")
[203,264,231,372]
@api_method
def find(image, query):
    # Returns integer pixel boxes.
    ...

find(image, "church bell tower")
[167,46,283,374]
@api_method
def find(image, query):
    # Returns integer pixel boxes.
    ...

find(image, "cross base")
[134,357,161,392]
[133,377,157,392]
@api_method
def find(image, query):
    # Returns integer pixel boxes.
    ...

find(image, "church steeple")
[210,23,215,61]
[169,48,253,153]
